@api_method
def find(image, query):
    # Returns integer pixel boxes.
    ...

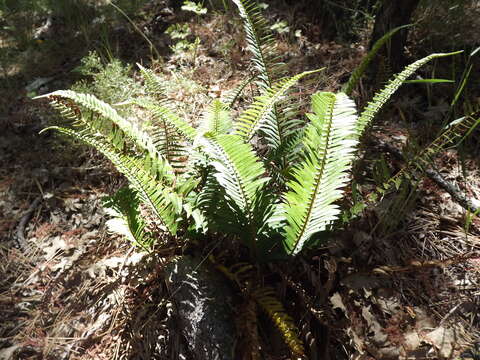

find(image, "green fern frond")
[134,97,197,142]
[343,24,413,96]
[253,287,305,358]
[345,112,480,222]
[40,91,177,180]
[222,75,257,108]
[38,90,161,154]
[231,0,281,89]
[235,69,323,145]
[356,51,463,137]
[200,99,232,135]
[47,95,83,122]
[268,125,307,179]
[153,121,187,171]
[103,187,154,249]
[137,63,166,98]
[282,92,358,255]
[200,134,269,222]
[194,171,241,233]
[41,126,180,234]
[382,113,479,193]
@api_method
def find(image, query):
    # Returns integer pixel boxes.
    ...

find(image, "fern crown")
[38,0,463,258]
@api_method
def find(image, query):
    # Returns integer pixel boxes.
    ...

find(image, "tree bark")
[369,0,420,72]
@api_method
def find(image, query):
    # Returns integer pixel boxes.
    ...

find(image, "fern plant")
[37,0,475,357]
[38,21,466,258]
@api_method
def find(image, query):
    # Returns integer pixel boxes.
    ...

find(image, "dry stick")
[375,140,479,213]
[16,196,42,250]
[424,168,479,213]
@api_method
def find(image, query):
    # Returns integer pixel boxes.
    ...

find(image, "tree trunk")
[369,0,420,72]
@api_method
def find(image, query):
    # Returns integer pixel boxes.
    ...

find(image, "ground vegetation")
[1,1,480,359]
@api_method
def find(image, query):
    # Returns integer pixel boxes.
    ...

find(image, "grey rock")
[166,256,236,360]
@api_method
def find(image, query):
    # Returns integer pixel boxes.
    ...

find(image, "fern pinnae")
[133,97,197,142]
[39,90,162,156]
[222,74,257,108]
[235,69,323,144]
[200,99,232,135]
[41,126,179,234]
[104,187,154,249]
[388,113,479,189]
[137,63,166,98]
[343,24,413,96]
[253,287,305,357]
[201,134,269,221]
[231,0,275,89]
[282,92,358,255]
[356,51,463,137]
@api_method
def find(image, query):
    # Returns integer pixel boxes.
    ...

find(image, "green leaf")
[201,133,269,219]
[221,74,257,108]
[137,63,166,98]
[234,69,323,144]
[356,51,463,137]
[343,24,413,96]
[404,78,454,84]
[282,92,358,255]
[103,187,154,249]
[133,97,197,142]
[42,126,180,234]
[200,99,232,135]
[231,0,280,89]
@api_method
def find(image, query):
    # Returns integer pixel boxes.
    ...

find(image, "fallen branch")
[375,140,479,213]
[16,196,42,250]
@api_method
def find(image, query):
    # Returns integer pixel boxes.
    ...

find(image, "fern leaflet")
[356,51,463,137]
[343,24,412,96]
[235,69,323,146]
[200,134,269,225]
[200,99,232,135]
[231,0,279,89]
[41,126,180,234]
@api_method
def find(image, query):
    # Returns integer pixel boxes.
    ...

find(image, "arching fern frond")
[381,112,480,193]
[345,112,480,222]
[40,91,176,180]
[137,63,166,98]
[47,95,83,122]
[134,97,197,142]
[235,69,323,145]
[200,134,269,225]
[103,187,154,249]
[356,51,463,137]
[343,24,412,96]
[231,0,281,89]
[282,92,358,255]
[199,99,232,135]
[41,126,180,234]
[222,74,257,109]
[38,90,160,156]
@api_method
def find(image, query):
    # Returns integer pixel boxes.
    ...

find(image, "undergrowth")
[36,0,480,358]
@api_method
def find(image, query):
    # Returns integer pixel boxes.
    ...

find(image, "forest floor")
[1,2,480,359]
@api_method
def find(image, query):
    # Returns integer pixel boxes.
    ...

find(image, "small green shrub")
[72,51,141,105]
